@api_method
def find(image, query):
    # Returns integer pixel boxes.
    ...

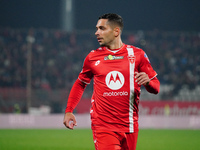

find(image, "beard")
[99,43,107,47]
[99,40,110,47]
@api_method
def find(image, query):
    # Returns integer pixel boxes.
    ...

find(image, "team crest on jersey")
[104,55,124,60]
[128,55,135,64]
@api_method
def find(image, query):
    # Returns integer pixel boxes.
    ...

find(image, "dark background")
[0,0,200,31]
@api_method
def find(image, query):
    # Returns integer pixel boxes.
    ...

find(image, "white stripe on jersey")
[127,47,135,133]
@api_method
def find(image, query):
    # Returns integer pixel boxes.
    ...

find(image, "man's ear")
[114,27,121,37]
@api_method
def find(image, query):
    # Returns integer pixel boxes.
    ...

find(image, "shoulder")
[86,47,105,58]
[125,44,149,63]
[90,47,104,53]
[125,44,145,54]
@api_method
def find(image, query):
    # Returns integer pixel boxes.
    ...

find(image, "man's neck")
[107,40,123,50]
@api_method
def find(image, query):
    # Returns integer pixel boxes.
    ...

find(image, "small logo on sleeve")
[144,53,150,63]
[95,60,100,66]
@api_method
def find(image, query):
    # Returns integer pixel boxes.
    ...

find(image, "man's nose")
[95,29,99,36]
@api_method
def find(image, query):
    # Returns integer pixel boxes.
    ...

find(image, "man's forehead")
[96,19,109,27]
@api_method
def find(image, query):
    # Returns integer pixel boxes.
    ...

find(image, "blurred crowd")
[0,28,95,91]
[0,28,200,98]
[123,30,200,98]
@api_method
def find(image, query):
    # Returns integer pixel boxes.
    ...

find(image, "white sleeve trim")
[150,74,158,80]
[78,78,90,84]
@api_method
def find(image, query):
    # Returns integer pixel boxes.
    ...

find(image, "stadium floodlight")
[60,0,74,32]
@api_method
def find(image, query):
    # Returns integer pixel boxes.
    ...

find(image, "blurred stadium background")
[0,0,200,130]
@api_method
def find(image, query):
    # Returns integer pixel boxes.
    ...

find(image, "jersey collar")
[104,43,125,53]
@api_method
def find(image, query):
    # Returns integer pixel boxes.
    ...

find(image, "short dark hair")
[99,13,124,32]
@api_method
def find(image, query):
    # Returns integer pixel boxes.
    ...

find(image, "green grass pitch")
[0,129,200,150]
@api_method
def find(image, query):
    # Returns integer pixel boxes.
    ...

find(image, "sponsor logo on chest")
[104,55,124,60]
[104,71,128,97]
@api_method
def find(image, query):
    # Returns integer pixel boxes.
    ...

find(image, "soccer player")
[63,13,160,150]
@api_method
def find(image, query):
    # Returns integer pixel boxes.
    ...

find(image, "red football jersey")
[78,44,157,133]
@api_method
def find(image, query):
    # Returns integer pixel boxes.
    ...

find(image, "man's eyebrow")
[96,25,104,29]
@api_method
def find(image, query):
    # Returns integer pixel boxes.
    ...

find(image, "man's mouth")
[97,37,103,42]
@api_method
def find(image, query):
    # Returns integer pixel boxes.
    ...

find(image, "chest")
[90,51,140,77]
